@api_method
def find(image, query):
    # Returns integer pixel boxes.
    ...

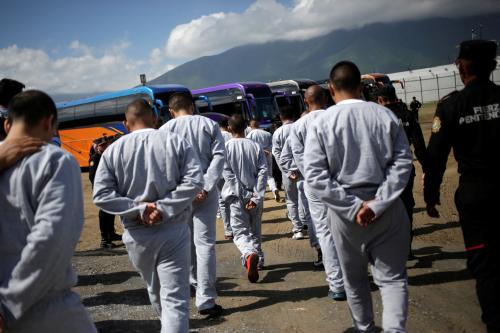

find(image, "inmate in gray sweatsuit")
[272,122,303,232]
[222,138,267,266]
[287,109,345,293]
[219,130,233,237]
[304,99,412,333]
[160,115,225,311]
[0,144,97,333]
[246,128,278,192]
[93,128,204,333]
[280,138,315,243]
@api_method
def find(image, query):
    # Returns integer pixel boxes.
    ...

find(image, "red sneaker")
[246,253,259,283]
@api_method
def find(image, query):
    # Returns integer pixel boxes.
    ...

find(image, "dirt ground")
[73,103,485,333]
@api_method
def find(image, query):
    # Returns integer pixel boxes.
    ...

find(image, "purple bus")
[191,82,280,129]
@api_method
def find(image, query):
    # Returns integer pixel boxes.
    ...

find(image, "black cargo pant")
[400,165,416,246]
[99,209,116,241]
[455,179,500,333]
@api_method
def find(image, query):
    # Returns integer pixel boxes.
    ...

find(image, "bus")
[267,79,318,120]
[191,82,280,130]
[56,84,192,168]
[361,73,405,102]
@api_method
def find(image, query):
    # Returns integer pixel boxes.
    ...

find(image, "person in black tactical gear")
[377,85,427,260]
[89,135,122,248]
[0,78,25,140]
[424,39,500,333]
[409,96,422,121]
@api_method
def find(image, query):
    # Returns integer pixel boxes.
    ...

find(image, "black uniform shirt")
[410,100,422,112]
[386,101,427,170]
[88,146,101,186]
[424,78,500,205]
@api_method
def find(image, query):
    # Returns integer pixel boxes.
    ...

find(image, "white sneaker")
[292,231,305,240]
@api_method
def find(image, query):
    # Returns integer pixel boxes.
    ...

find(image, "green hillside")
[150,13,500,88]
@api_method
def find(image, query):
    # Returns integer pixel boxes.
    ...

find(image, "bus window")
[94,99,116,116]
[74,103,95,118]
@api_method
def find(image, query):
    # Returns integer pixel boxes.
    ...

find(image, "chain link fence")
[393,67,500,104]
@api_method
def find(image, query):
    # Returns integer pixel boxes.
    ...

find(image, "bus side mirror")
[153,99,163,117]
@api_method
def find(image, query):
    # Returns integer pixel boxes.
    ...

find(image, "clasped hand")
[140,203,163,226]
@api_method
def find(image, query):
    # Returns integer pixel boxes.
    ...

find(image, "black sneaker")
[199,304,223,318]
[313,249,323,268]
[100,240,117,249]
[110,233,122,241]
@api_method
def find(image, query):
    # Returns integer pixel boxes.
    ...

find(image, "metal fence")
[394,68,500,104]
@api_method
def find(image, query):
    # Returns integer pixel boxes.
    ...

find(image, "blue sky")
[0,0,262,61]
[1,0,497,94]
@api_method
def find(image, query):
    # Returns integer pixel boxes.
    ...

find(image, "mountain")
[149,13,500,89]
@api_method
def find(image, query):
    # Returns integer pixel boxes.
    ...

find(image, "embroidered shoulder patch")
[431,116,441,133]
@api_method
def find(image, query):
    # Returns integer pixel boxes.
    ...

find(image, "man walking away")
[93,99,204,332]
[247,120,280,201]
[222,114,267,281]
[272,106,305,239]
[288,85,346,300]
[425,40,500,333]
[305,61,412,332]
[160,93,225,317]
[218,118,233,239]
[377,86,427,260]
[0,90,97,333]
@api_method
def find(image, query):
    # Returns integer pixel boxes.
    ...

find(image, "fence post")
[419,76,424,103]
[403,78,408,103]
[436,74,440,100]
[453,71,457,90]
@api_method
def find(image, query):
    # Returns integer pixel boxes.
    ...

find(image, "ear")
[169,108,175,119]
[4,118,11,135]
[123,120,131,133]
[328,82,335,99]
[43,114,55,132]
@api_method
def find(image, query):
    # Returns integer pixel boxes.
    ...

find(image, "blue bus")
[56,84,192,168]
[191,82,280,129]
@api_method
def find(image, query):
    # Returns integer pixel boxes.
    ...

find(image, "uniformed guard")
[424,39,500,333]
[377,85,427,259]
[409,96,422,121]
[89,135,122,249]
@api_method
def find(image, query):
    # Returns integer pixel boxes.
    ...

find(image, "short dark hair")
[8,90,57,127]
[228,114,246,134]
[0,78,25,107]
[168,93,193,112]
[279,104,295,120]
[377,85,398,102]
[219,118,229,129]
[329,61,361,92]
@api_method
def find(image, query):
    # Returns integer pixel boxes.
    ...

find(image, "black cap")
[376,84,397,101]
[457,39,498,61]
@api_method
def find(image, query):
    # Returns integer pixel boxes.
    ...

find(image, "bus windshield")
[253,96,280,121]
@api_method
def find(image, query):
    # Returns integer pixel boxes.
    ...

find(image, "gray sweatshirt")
[272,122,294,173]
[93,128,204,229]
[0,144,84,324]
[247,128,273,152]
[222,138,267,205]
[160,115,225,193]
[304,100,412,222]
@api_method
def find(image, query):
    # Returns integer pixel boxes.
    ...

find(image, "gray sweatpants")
[123,221,191,333]
[282,175,303,232]
[228,197,264,266]
[218,180,232,236]
[328,199,410,333]
[5,291,97,333]
[190,188,219,311]
[297,179,318,248]
[305,185,344,293]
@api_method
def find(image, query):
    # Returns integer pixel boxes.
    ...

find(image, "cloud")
[0,41,176,94]
[165,0,500,59]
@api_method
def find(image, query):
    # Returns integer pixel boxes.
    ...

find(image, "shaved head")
[304,85,325,106]
[329,61,361,93]
[125,99,156,130]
